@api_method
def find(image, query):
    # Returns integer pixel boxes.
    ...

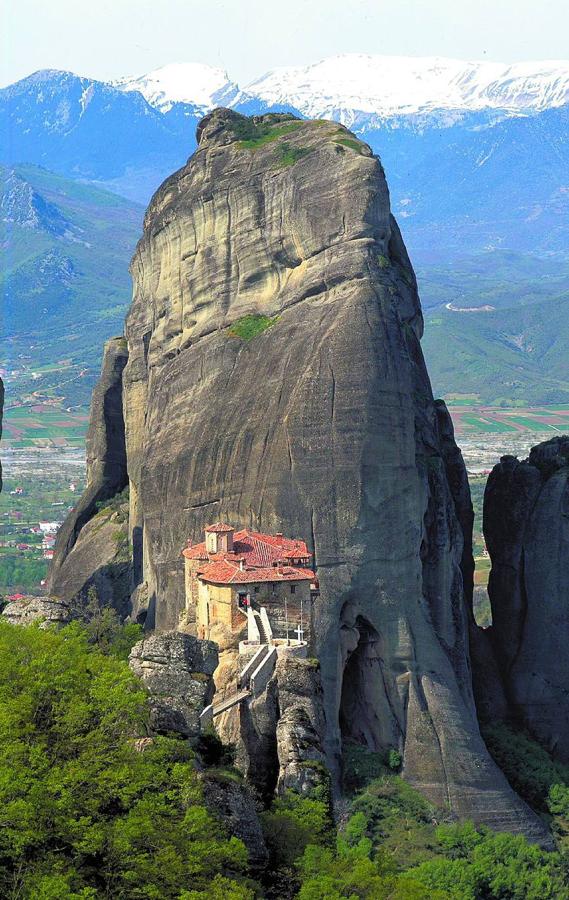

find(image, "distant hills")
[421,252,569,405]
[1,54,569,408]
[1,164,142,407]
[0,70,201,202]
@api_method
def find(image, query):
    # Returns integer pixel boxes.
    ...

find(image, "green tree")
[0,620,255,899]
[297,814,442,899]
[404,825,569,900]
[73,585,143,659]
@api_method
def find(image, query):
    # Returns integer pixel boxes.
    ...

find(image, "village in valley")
[0,446,84,597]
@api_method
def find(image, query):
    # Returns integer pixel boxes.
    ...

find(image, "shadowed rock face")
[47,336,129,608]
[116,108,546,839]
[484,437,569,759]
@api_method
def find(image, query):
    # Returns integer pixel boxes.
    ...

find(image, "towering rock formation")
[484,437,569,759]
[47,337,130,610]
[51,109,548,840]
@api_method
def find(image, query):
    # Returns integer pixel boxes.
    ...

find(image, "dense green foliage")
[260,742,569,899]
[406,824,568,900]
[0,621,256,899]
[483,722,569,842]
[4,622,569,898]
[262,785,334,873]
[228,314,279,341]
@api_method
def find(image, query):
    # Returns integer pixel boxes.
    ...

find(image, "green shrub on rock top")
[230,117,302,149]
[333,137,365,154]
[277,143,313,167]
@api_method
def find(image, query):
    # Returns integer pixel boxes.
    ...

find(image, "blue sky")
[2,0,568,87]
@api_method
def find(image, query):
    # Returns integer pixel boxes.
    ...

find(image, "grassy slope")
[422,263,569,405]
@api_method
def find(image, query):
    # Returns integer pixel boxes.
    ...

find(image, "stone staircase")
[199,642,277,727]
[254,610,268,643]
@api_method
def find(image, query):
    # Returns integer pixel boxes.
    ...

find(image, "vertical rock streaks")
[51,109,549,840]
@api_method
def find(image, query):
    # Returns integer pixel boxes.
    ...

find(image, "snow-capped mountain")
[1,56,569,252]
[110,53,569,131]
[114,63,239,113]
[242,54,569,124]
[0,69,202,201]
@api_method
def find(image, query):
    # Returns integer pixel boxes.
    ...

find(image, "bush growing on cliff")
[74,585,142,659]
[483,721,569,843]
[228,314,279,341]
[261,787,333,869]
[277,143,313,167]
[0,621,256,899]
[404,824,569,899]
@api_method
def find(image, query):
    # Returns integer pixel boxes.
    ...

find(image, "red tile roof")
[198,560,315,585]
[183,527,315,585]
[204,522,235,533]
[183,528,312,568]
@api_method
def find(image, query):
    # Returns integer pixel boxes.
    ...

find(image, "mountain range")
[2,54,569,407]
[0,165,142,408]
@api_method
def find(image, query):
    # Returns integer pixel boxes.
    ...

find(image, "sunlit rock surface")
[54,109,549,840]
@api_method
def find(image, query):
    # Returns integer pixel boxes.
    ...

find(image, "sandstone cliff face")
[48,109,549,839]
[47,337,130,610]
[274,657,328,796]
[114,108,545,838]
[2,597,71,628]
[484,438,569,758]
[215,654,329,802]
[129,631,218,736]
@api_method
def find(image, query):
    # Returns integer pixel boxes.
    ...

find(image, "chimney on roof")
[186,539,193,548]
[239,558,245,571]
[276,532,283,540]
[205,523,234,554]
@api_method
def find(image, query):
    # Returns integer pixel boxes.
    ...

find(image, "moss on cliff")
[228,314,279,341]
[230,116,302,150]
[277,142,314,167]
